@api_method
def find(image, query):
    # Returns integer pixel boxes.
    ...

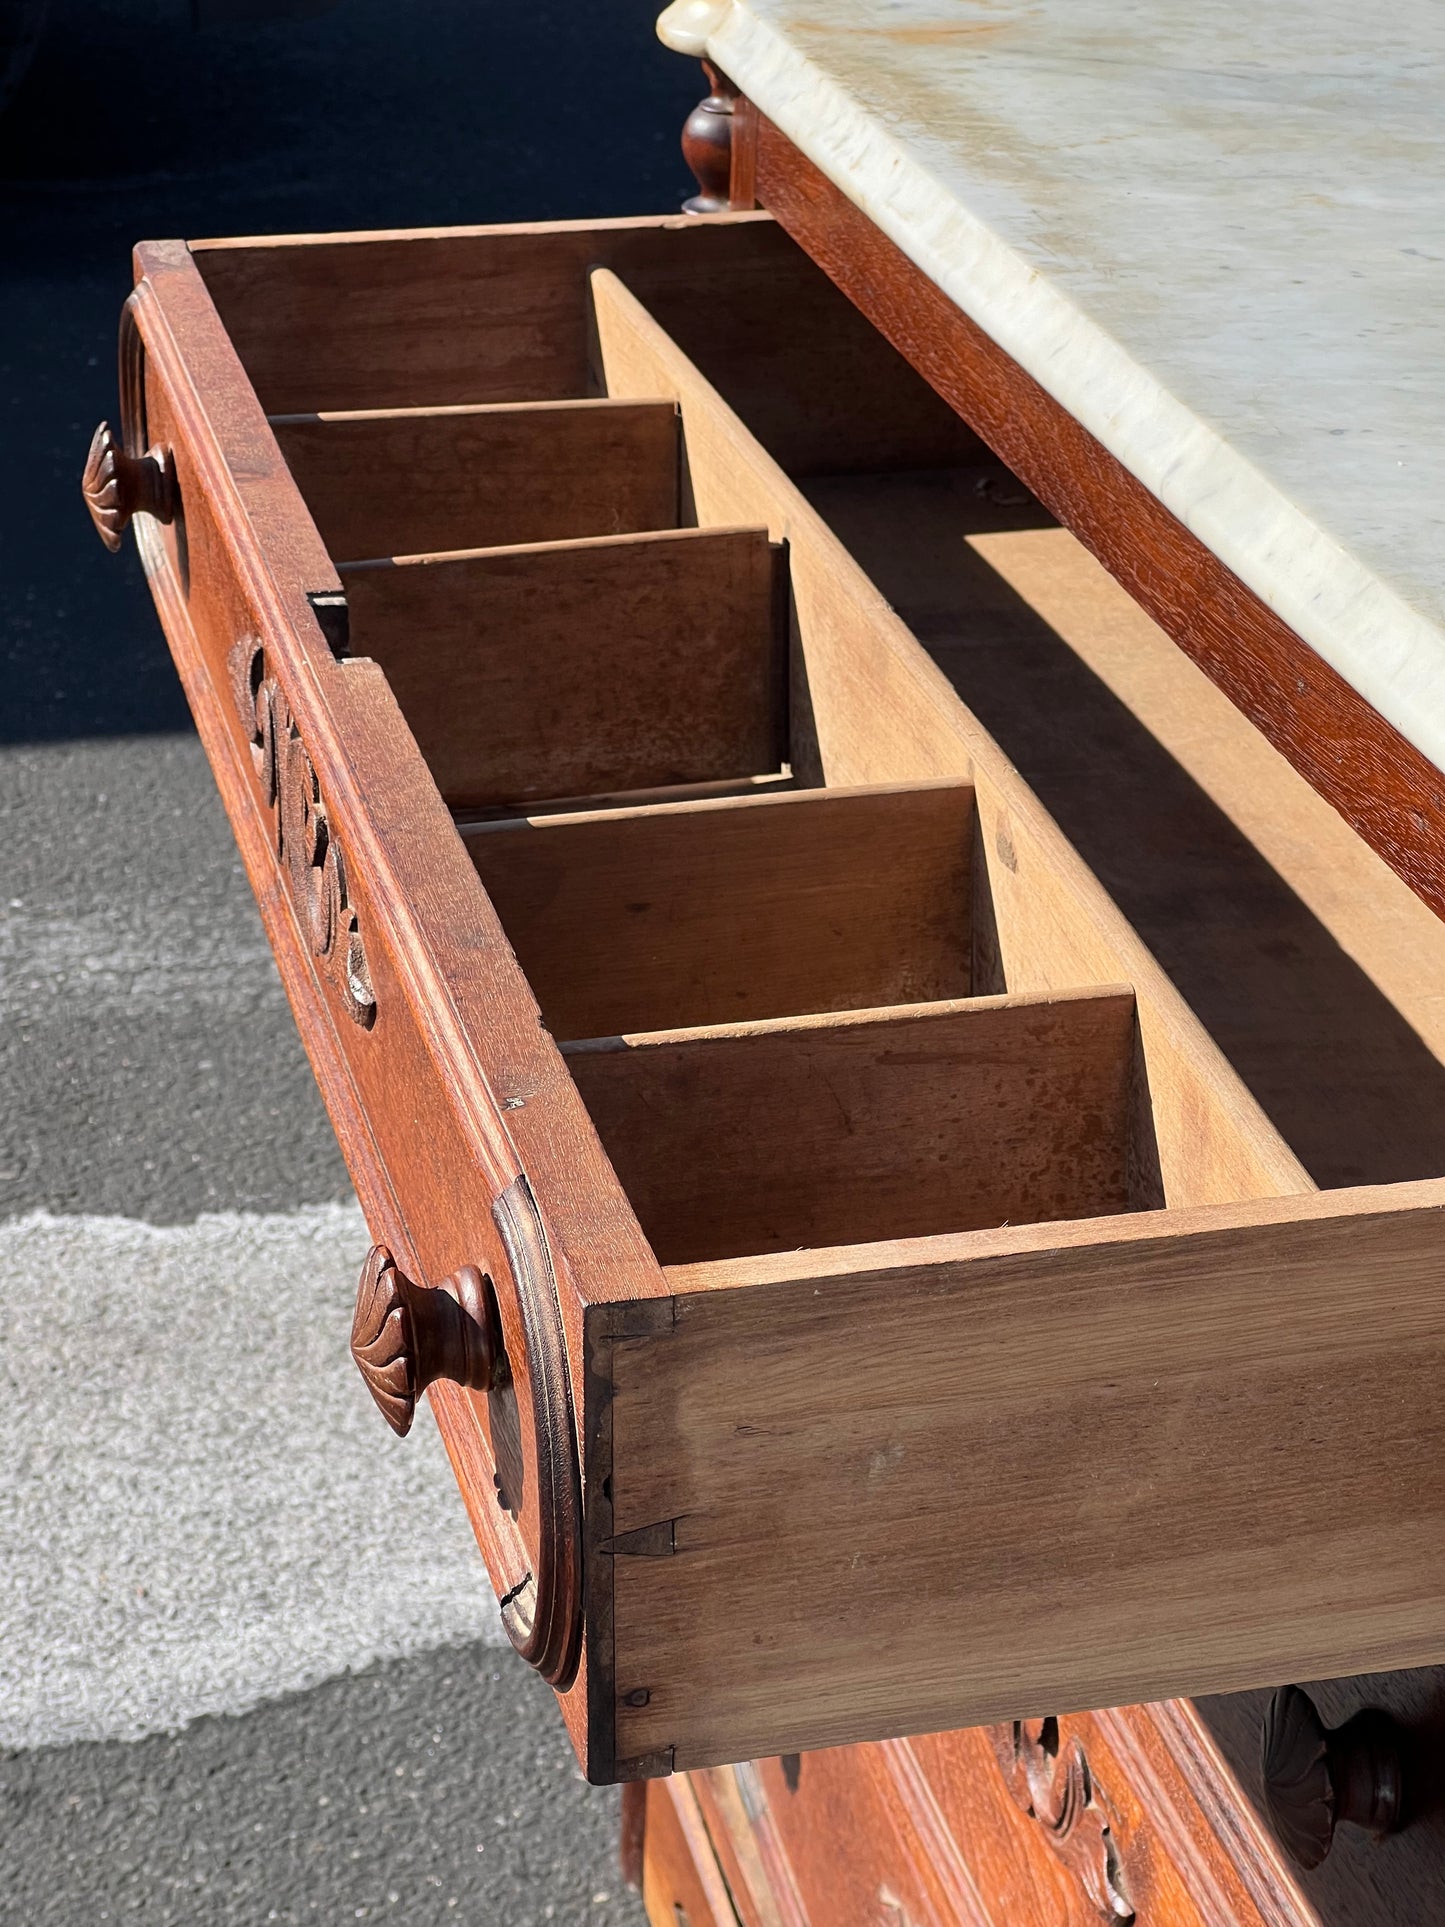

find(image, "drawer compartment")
[566,989,1140,1262]
[464,780,975,1038]
[95,209,1445,1786]
[338,524,788,809]
[272,398,683,564]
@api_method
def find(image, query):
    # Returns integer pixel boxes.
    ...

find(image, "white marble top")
[659,0,1445,776]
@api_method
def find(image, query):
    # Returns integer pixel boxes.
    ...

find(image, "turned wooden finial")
[82,419,176,552]
[681,60,739,213]
[1261,1685,1407,1869]
[350,1245,500,1437]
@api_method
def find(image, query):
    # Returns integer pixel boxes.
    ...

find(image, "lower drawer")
[85,208,1445,1784]
[642,1704,1318,1927]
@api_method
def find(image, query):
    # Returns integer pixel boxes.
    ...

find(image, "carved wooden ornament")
[349,1180,583,1690]
[82,420,177,552]
[82,295,177,553]
[991,1718,1134,1921]
[228,637,376,1026]
[351,1247,499,1436]
[681,60,738,213]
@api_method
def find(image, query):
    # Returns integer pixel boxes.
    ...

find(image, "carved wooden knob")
[1261,1685,1406,1869]
[82,419,177,552]
[350,1244,500,1436]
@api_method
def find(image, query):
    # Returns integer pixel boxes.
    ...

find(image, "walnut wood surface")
[990,1718,1133,1920]
[1200,1668,1445,1924]
[115,234,686,1774]
[340,525,786,810]
[565,988,1138,1263]
[349,1246,499,1436]
[641,1776,741,1927]
[750,113,1445,924]
[271,398,681,565]
[105,210,1445,1842]
[464,779,974,1040]
[1260,1687,1407,1872]
[681,61,738,216]
[686,1708,1318,1927]
[82,417,176,552]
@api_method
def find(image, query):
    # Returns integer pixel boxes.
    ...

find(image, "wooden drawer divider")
[338,525,789,810]
[271,396,682,564]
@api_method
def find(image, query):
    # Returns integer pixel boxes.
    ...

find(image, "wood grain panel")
[566,988,1137,1263]
[589,1179,1445,1774]
[126,237,673,1779]
[642,1776,742,1927]
[192,212,981,474]
[464,779,973,1040]
[682,1712,1317,1927]
[271,398,680,565]
[340,526,786,810]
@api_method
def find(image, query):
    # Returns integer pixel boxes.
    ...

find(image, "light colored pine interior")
[589,263,1309,1215]
[462,781,974,1040]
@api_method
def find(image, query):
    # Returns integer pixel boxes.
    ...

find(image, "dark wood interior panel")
[464,779,974,1040]
[565,987,1137,1264]
[341,525,787,809]
[191,216,785,412]
[272,398,681,564]
[192,212,982,473]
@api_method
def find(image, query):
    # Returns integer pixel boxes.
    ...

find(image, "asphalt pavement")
[0,2,698,1918]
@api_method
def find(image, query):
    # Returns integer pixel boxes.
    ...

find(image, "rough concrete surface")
[0,1204,504,1751]
[0,1647,631,1925]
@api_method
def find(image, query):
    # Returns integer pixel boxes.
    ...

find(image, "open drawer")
[84,210,1445,1784]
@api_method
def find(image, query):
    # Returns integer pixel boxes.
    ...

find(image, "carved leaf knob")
[350,1244,500,1437]
[82,420,177,552]
[1261,1685,1406,1869]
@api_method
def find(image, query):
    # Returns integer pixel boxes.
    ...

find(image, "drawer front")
[87,210,1445,1792]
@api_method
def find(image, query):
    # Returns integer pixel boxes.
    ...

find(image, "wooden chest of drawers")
[87,199,1445,1914]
